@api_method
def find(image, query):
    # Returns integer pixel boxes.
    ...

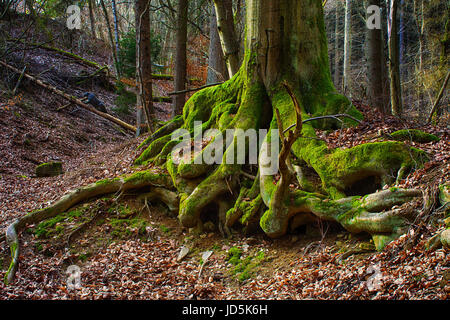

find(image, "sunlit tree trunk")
[111,0,121,69]
[207,3,228,83]
[213,0,240,77]
[388,0,403,117]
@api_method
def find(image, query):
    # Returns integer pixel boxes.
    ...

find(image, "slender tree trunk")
[100,0,121,77]
[343,0,352,97]
[333,2,341,89]
[161,24,172,71]
[388,0,403,117]
[207,3,227,83]
[88,0,97,38]
[413,0,425,111]
[173,0,188,116]
[213,0,240,77]
[367,0,386,113]
[135,0,155,135]
[399,0,405,75]
[111,0,121,70]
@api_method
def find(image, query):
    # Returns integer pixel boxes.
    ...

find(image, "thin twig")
[168,82,223,95]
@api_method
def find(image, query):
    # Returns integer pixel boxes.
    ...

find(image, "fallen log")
[0,59,136,133]
[7,38,110,72]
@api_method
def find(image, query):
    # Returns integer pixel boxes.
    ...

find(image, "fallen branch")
[426,70,450,124]
[168,82,223,96]
[0,59,136,133]
[1,170,174,284]
[12,65,26,95]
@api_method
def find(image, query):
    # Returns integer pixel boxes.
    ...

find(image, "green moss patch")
[226,247,265,282]
[107,216,150,239]
[32,208,87,239]
[35,161,63,177]
[390,129,439,143]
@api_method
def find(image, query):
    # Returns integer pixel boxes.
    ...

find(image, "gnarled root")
[2,169,174,284]
[257,81,425,248]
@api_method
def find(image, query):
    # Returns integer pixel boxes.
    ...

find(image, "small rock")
[440,229,450,249]
[35,161,63,177]
[201,250,213,262]
[425,233,442,251]
[177,246,190,261]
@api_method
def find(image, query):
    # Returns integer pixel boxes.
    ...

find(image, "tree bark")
[333,2,341,88]
[207,3,228,84]
[99,0,121,77]
[88,0,97,38]
[111,0,121,69]
[172,0,188,117]
[343,0,352,96]
[213,0,240,77]
[388,0,403,117]
[413,0,425,111]
[367,0,386,114]
[135,0,156,135]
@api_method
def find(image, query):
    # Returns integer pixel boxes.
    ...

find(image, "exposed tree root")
[2,169,174,284]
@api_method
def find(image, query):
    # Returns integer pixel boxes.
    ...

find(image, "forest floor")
[0,14,449,300]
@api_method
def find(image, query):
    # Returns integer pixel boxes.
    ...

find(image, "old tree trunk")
[3,0,428,283]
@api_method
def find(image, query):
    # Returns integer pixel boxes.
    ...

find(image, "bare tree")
[111,0,121,69]
[100,0,121,76]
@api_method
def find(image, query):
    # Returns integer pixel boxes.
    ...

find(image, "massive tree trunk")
[3,0,428,284]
